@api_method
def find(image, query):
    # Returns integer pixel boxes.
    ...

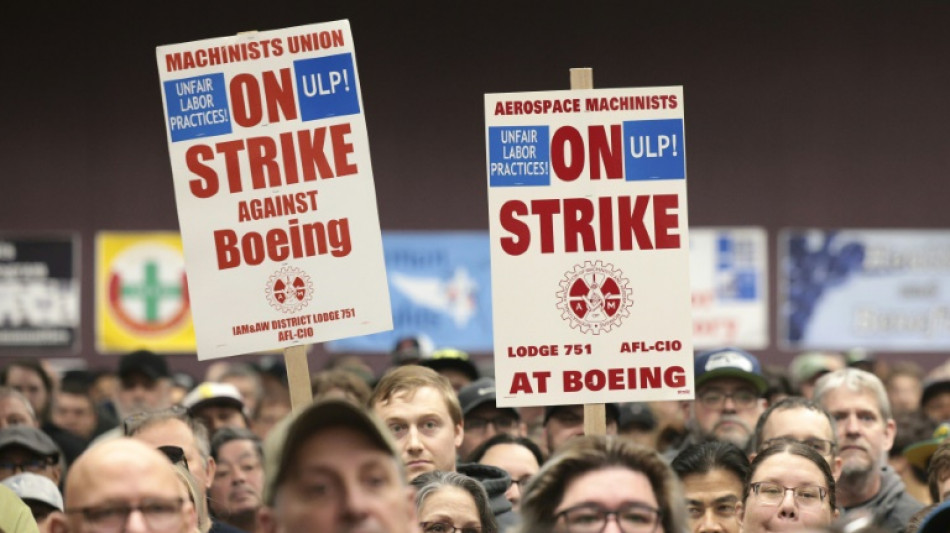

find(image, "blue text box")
[488,126,550,187]
[164,73,232,142]
[623,119,685,181]
[294,53,361,121]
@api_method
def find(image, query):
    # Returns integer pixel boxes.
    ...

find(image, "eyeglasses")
[761,437,836,456]
[696,389,759,409]
[420,522,482,533]
[65,498,185,532]
[465,415,518,434]
[123,405,189,436]
[555,502,662,533]
[750,482,827,508]
[0,457,55,476]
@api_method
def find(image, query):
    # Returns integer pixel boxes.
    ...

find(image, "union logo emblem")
[556,260,633,334]
[265,266,313,313]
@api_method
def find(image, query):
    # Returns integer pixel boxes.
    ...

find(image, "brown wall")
[2,1,948,376]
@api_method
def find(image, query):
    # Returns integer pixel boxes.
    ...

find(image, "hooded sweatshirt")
[840,465,923,533]
[457,462,521,531]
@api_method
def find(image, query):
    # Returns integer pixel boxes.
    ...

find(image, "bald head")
[53,438,196,533]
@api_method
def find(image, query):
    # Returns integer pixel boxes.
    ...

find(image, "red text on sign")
[499,194,680,255]
[186,124,357,199]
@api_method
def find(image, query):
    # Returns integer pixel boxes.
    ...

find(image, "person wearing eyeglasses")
[0,426,63,486]
[667,349,768,461]
[520,435,685,533]
[456,378,525,461]
[412,471,498,533]
[751,397,842,479]
[739,440,838,532]
[671,440,749,533]
[48,437,198,533]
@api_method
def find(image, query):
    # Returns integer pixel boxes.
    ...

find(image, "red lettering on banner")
[561,366,686,392]
[498,194,681,255]
[551,124,625,181]
[229,69,298,128]
[509,371,551,394]
[186,124,357,199]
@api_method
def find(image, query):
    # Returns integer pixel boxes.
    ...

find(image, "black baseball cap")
[118,350,170,381]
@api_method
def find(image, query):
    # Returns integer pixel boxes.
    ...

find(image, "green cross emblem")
[120,261,182,322]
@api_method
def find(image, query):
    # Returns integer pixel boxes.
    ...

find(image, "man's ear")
[454,423,463,449]
[205,456,216,490]
[48,512,69,533]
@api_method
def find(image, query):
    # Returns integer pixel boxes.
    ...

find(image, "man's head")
[687,348,768,452]
[209,427,264,530]
[218,363,264,417]
[543,403,619,454]
[814,368,895,482]
[922,378,950,424]
[49,438,197,533]
[3,471,64,530]
[182,381,248,434]
[1,360,54,422]
[369,365,463,480]
[0,426,63,484]
[51,380,98,441]
[885,361,924,415]
[752,397,841,478]
[125,408,215,499]
[671,440,750,533]
[0,387,38,428]
[114,350,172,419]
[419,348,479,392]
[456,377,523,460]
[789,351,845,399]
[257,399,418,533]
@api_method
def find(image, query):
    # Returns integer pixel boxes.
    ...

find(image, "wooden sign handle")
[284,344,313,413]
[568,67,608,438]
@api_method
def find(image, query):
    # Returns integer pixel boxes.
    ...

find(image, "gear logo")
[265,267,314,313]
[556,260,633,334]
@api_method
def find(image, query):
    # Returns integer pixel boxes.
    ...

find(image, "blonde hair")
[369,365,462,425]
[172,462,209,533]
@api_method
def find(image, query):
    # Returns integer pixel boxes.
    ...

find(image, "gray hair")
[0,387,37,422]
[124,407,211,464]
[411,471,498,533]
[813,368,892,421]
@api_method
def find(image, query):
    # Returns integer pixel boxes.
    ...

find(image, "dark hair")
[210,426,263,462]
[745,440,837,511]
[467,433,544,465]
[412,471,498,533]
[752,396,837,451]
[0,359,54,420]
[928,440,950,502]
[671,440,750,483]
[520,436,684,533]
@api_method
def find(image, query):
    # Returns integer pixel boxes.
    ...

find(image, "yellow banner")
[96,232,196,353]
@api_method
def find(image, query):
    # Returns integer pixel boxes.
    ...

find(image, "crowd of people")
[2,343,950,532]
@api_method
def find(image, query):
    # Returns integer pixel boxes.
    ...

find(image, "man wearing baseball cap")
[114,349,173,420]
[256,399,419,533]
[676,348,768,455]
[0,426,63,485]
[2,472,63,530]
[456,377,524,460]
[182,382,248,434]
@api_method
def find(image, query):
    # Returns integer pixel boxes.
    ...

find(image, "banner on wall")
[0,235,80,350]
[96,232,196,353]
[327,231,493,353]
[780,229,950,350]
[486,86,694,407]
[690,227,768,349]
[157,20,391,360]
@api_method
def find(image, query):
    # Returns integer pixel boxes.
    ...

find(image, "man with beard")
[814,368,923,531]
[669,348,767,459]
